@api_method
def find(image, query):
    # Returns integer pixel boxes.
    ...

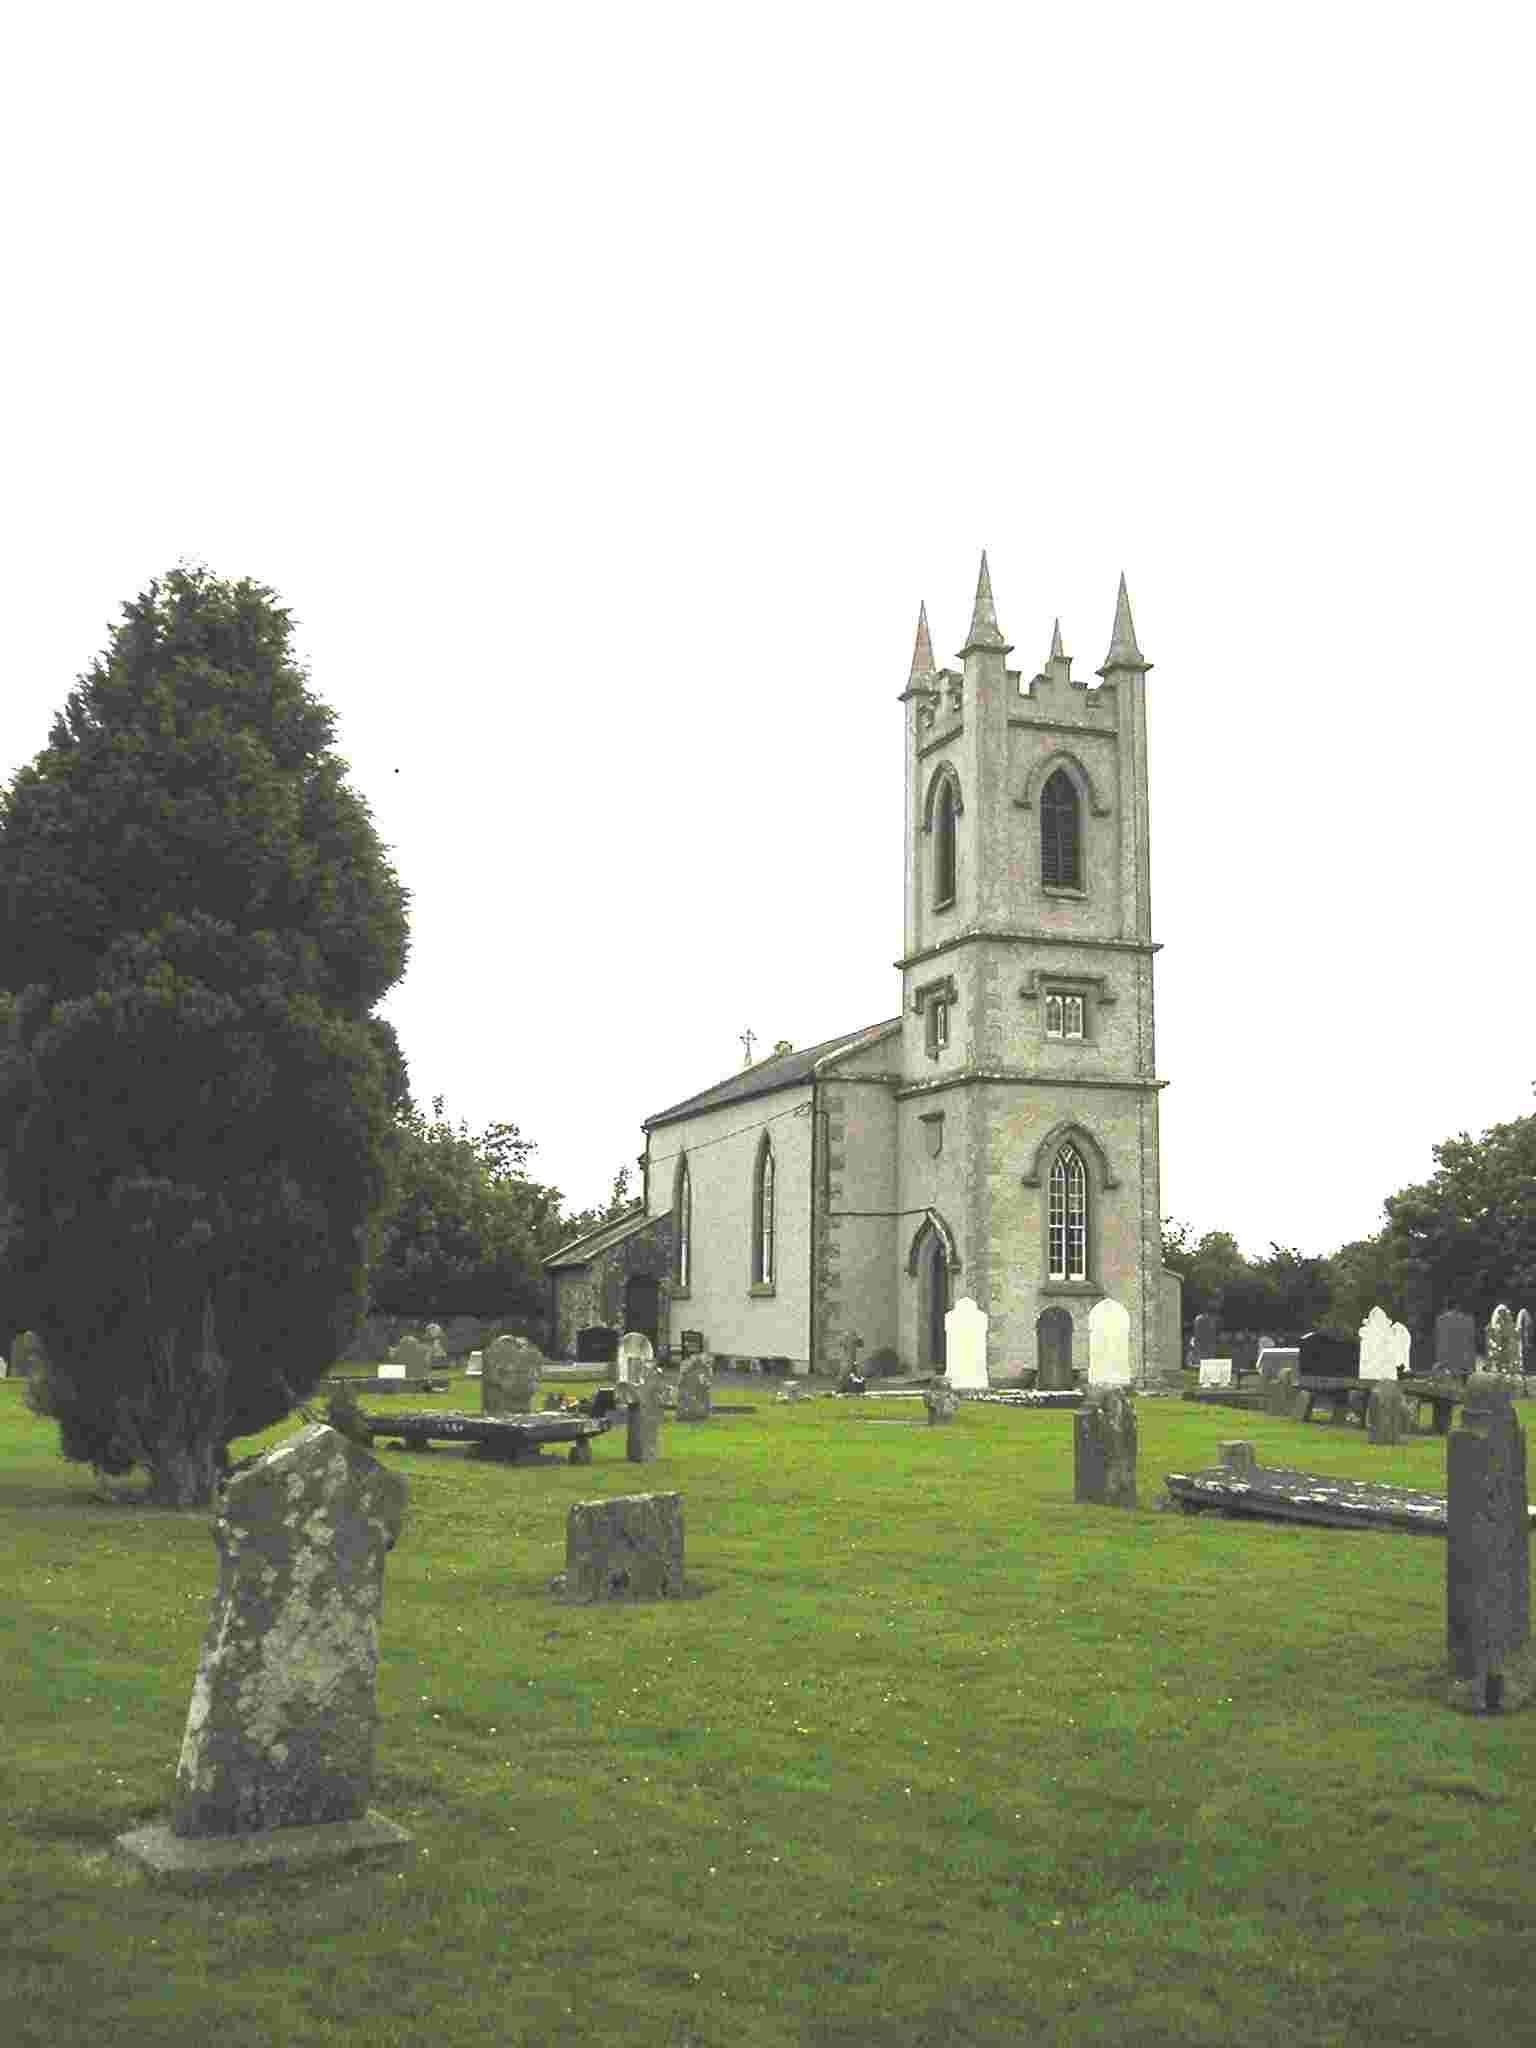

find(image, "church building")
[545,557,1173,1384]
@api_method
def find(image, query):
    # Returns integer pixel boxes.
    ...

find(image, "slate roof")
[542,1201,657,1270]
[643,1017,903,1131]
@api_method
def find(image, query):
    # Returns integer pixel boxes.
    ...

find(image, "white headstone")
[377,1363,407,1381]
[1389,1319,1412,1377]
[0,1354,7,1377]
[616,1330,654,1386]
[464,1350,483,1378]
[1358,1305,1399,1380]
[1087,1297,1132,1386]
[1198,1358,1233,1388]
[943,1297,989,1389]
[1486,1303,1520,1373]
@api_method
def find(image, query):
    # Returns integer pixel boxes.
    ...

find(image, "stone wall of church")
[815,1074,898,1371]
[644,1083,814,1366]
[547,1216,674,1358]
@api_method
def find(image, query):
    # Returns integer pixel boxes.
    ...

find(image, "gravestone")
[423,1323,445,1363]
[943,1298,989,1390]
[1036,1307,1074,1390]
[1486,1304,1520,1374]
[576,1325,618,1365]
[1446,1375,1534,1711]
[1191,1312,1219,1364]
[0,1352,6,1377]
[442,1314,483,1359]
[1266,1363,1299,1417]
[553,1491,684,1603]
[116,1424,409,1879]
[1256,1335,1278,1356]
[677,1354,713,1421]
[388,1335,431,1377]
[1518,1307,1534,1374]
[1257,1346,1300,1381]
[1156,1269,1184,1385]
[377,1363,407,1382]
[924,1380,959,1425]
[1073,1386,1137,1508]
[482,1334,543,1415]
[1298,1329,1360,1378]
[1197,1359,1233,1388]
[464,1351,484,1378]
[840,1331,864,1377]
[1219,1440,1257,1474]
[1408,1330,1435,1376]
[1435,1309,1476,1378]
[1086,1297,1132,1386]
[1231,1334,1260,1378]
[1358,1306,1401,1381]
[627,1374,663,1463]
[617,1330,655,1386]
[1389,1320,1413,1377]
[11,1329,43,1377]
[1367,1382,1412,1444]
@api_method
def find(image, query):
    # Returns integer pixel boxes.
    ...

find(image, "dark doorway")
[922,1231,949,1369]
[1036,1306,1074,1389]
[624,1274,660,1349]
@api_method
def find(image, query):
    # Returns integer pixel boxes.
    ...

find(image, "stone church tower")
[893,556,1165,1381]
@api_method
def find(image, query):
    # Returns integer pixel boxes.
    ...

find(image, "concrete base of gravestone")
[553,1491,684,1602]
[1073,1387,1137,1508]
[1368,1383,1411,1445]
[115,1809,412,1885]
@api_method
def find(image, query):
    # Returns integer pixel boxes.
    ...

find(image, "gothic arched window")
[1041,769,1081,890]
[1048,1144,1088,1282]
[934,777,957,907]
[674,1155,691,1290]
[753,1138,776,1288]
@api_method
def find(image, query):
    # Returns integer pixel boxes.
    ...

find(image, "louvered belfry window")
[1041,769,1081,889]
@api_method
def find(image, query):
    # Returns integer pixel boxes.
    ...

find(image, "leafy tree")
[0,565,410,1506]
[553,1163,636,1249]
[1371,1100,1536,1332]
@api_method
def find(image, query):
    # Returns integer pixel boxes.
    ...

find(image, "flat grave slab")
[326,1376,445,1396]
[359,1410,610,1462]
[1164,1460,1536,1536]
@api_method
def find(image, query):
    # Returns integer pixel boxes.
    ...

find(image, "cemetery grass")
[3,1381,1534,2048]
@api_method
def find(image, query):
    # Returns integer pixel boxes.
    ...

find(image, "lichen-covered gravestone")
[482,1334,543,1414]
[1073,1385,1137,1508]
[627,1372,663,1462]
[1266,1362,1299,1417]
[1367,1382,1411,1445]
[115,1423,409,1879]
[553,1491,684,1602]
[388,1334,432,1378]
[677,1353,713,1421]
[1446,1375,1534,1712]
[923,1379,959,1425]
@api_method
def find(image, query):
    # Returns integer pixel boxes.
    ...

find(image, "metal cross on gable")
[740,1027,756,1066]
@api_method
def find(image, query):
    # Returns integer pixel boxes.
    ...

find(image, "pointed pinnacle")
[960,550,1007,653]
[1049,618,1065,662]
[909,600,936,679]
[1098,572,1150,675]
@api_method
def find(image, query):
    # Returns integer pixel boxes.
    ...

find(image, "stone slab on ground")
[115,1810,412,1885]
[1164,1461,1536,1536]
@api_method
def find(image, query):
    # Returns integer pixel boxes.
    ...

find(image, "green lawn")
[2,1376,1532,2048]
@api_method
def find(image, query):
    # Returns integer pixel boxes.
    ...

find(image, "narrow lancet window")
[1048,1145,1088,1281]
[754,1139,776,1287]
[1041,769,1081,889]
[934,778,957,906]
[675,1156,691,1290]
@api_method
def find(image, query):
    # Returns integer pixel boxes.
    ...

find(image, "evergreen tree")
[0,565,410,1505]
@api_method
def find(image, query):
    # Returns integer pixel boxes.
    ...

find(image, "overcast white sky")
[5,3,1531,1261]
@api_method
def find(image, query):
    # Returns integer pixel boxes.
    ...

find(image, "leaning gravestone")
[1087,1297,1132,1386]
[553,1491,684,1602]
[1036,1307,1074,1390]
[1435,1309,1477,1379]
[1197,1359,1232,1388]
[1446,1375,1534,1712]
[116,1424,410,1878]
[1367,1382,1411,1445]
[482,1334,543,1415]
[1486,1304,1520,1375]
[677,1354,713,1421]
[1073,1386,1137,1508]
[943,1297,989,1390]
[616,1330,654,1386]
[1359,1306,1401,1381]
[924,1379,959,1425]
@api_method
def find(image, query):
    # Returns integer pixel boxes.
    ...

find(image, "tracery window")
[1044,994,1084,1041]
[1048,1145,1088,1282]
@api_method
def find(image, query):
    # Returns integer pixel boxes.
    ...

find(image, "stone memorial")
[924,1379,960,1425]
[388,1335,431,1377]
[677,1354,713,1421]
[1435,1309,1476,1379]
[553,1491,684,1603]
[116,1423,409,1879]
[1366,1382,1411,1444]
[1218,1440,1257,1474]
[1086,1297,1132,1386]
[442,1314,484,1359]
[1298,1329,1360,1378]
[423,1323,445,1363]
[1359,1306,1401,1381]
[0,1351,6,1377]
[1256,1346,1300,1381]
[1231,1334,1260,1378]
[12,1329,44,1376]
[943,1297,989,1389]
[627,1374,663,1463]
[464,1350,483,1378]
[1191,1312,1219,1364]
[482,1334,543,1415]
[377,1363,407,1381]
[1390,1320,1413,1377]
[1036,1307,1074,1390]
[1073,1386,1137,1508]
[1197,1359,1232,1388]
[1518,1307,1534,1374]
[616,1330,654,1386]
[1446,1375,1534,1712]
[1265,1363,1299,1417]
[1486,1304,1520,1374]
